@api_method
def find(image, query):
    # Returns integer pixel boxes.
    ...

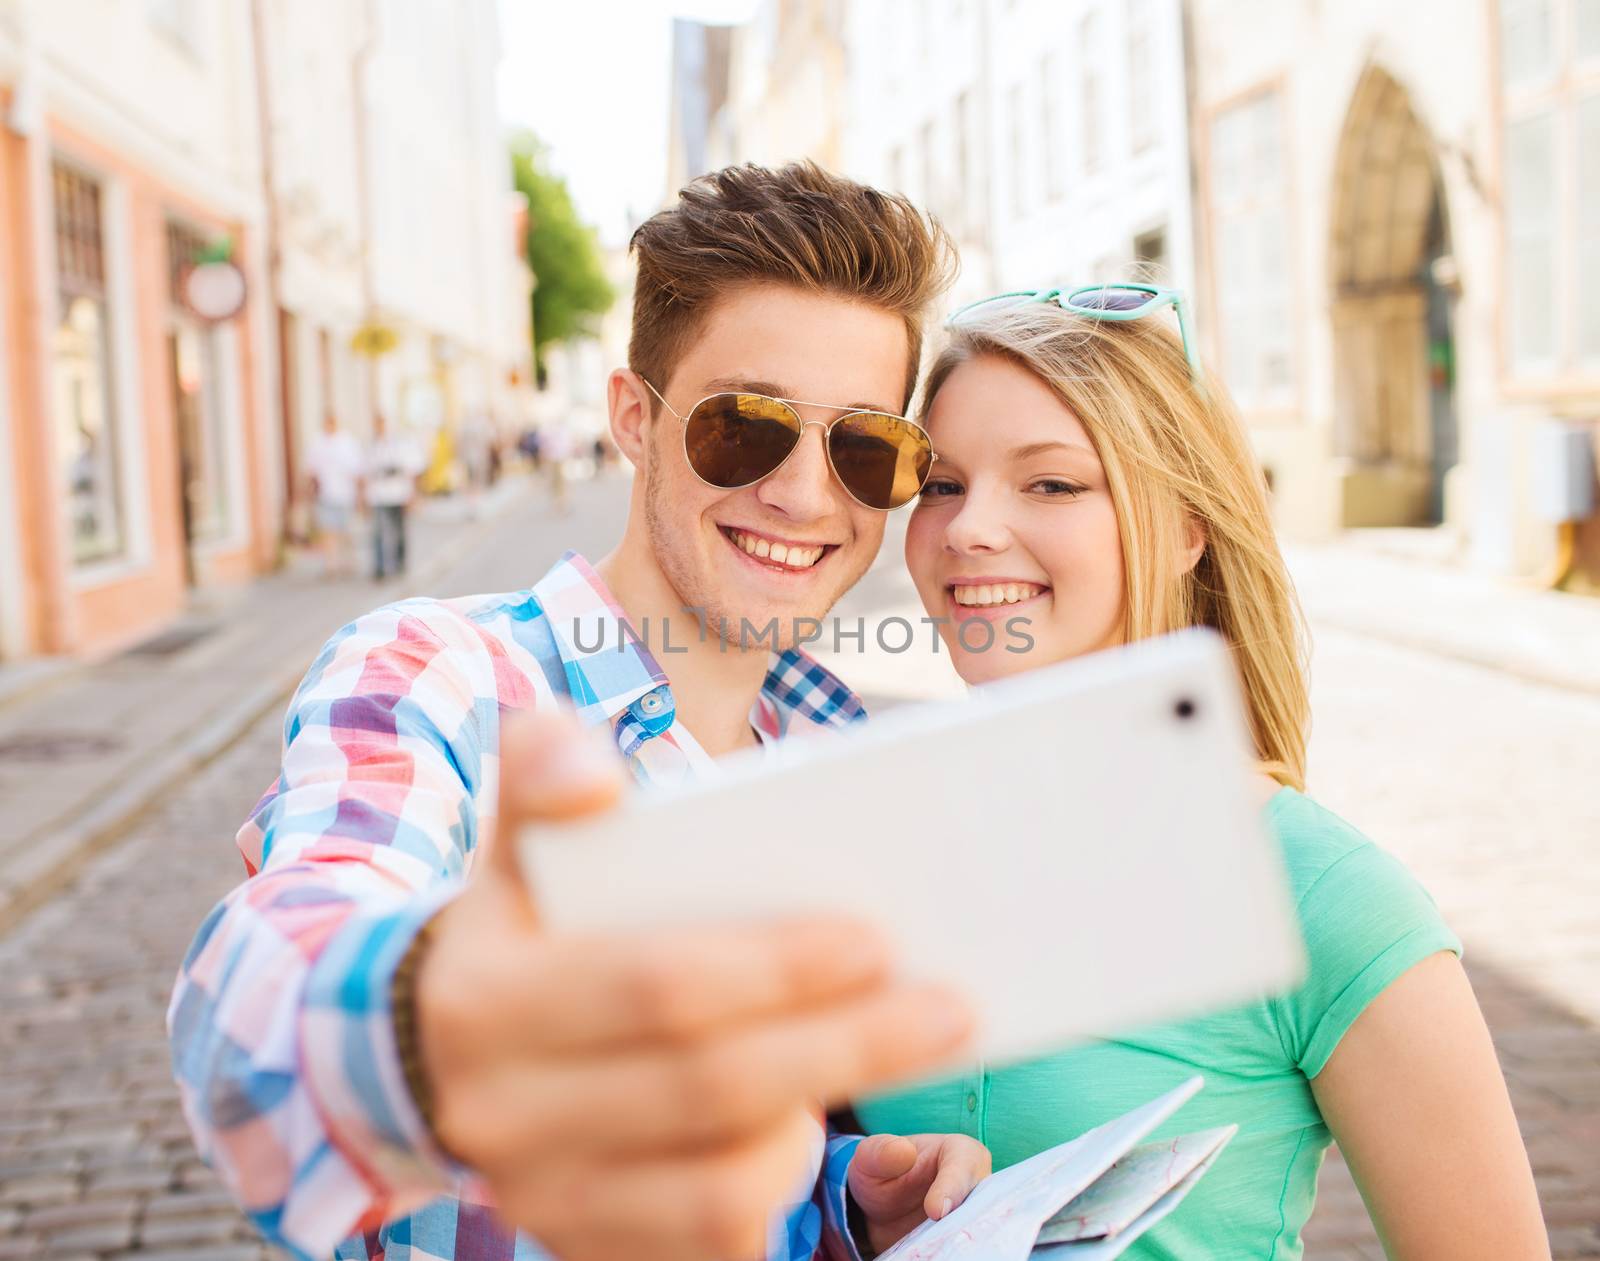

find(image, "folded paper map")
[876,1078,1234,1261]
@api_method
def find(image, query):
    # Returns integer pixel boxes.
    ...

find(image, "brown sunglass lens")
[684,394,802,488]
[828,413,934,510]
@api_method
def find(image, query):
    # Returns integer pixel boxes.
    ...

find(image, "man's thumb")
[850,1134,919,1186]
[488,708,626,882]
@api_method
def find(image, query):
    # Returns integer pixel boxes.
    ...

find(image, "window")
[1134,225,1168,283]
[1008,83,1027,215]
[919,118,938,220]
[1080,13,1105,174]
[1506,114,1558,366]
[1128,0,1158,153]
[1499,0,1600,374]
[51,161,124,565]
[961,88,986,240]
[954,92,972,236]
[166,221,232,542]
[1578,95,1600,361]
[1042,54,1064,201]
[1581,0,1600,54]
[1209,91,1295,407]
[148,0,202,57]
[1500,0,1554,86]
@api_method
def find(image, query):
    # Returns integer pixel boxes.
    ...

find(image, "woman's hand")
[848,1132,992,1255]
[1312,951,1550,1260]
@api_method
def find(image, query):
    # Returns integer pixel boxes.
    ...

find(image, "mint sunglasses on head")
[948,283,1203,383]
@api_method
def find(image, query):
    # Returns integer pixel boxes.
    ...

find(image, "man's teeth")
[951,583,1046,607]
[729,529,824,569]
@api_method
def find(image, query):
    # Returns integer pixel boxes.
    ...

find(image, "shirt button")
[627,685,675,736]
[964,1091,978,1113]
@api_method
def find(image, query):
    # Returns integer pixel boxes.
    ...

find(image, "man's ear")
[1180,514,1207,576]
[607,369,653,469]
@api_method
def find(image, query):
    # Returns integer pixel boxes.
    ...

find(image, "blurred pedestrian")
[365,414,426,580]
[542,424,573,514]
[517,426,543,471]
[304,411,363,579]
[457,410,494,518]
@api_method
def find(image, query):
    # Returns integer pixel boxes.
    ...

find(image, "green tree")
[510,133,614,385]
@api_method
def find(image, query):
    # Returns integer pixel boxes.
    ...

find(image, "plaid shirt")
[168,552,871,1261]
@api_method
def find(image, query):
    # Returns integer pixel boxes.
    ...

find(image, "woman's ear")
[1180,514,1207,576]
[607,370,653,469]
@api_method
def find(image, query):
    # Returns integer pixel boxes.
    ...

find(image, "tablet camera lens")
[1174,697,1197,721]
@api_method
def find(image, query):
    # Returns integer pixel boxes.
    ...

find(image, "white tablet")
[519,628,1305,1065]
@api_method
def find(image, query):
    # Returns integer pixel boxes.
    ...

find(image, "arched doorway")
[1328,65,1458,527]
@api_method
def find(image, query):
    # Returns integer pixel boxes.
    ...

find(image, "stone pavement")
[0,500,1596,1258]
[0,472,562,931]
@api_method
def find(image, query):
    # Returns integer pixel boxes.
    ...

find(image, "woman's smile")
[946,578,1052,621]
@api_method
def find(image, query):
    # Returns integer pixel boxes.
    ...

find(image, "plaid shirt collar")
[532,551,866,757]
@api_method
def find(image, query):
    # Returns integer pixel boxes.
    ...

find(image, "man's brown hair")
[628,161,956,411]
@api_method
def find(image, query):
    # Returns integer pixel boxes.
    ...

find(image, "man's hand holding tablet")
[412,711,979,1261]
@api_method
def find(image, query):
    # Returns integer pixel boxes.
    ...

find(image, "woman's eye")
[919,479,964,498]
[1030,478,1086,497]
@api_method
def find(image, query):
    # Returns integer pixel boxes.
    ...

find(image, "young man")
[305,411,364,579]
[366,413,427,580]
[169,163,986,1261]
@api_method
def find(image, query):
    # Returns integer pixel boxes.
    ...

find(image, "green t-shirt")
[856,788,1461,1261]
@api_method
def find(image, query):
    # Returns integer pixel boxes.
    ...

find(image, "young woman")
[859,289,1549,1259]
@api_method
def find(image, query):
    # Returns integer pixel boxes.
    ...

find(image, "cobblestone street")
[1,481,1597,1258]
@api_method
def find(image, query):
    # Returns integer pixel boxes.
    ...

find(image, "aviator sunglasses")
[638,376,936,511]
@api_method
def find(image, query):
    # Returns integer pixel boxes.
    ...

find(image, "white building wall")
[840,0,1193,312]
[2,0,263,219]
[260,0,528,464]
[986,0,1194,297]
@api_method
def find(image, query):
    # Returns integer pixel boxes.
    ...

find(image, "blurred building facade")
[670,0,1600,586]
[841,0,1195,310]
[1187,0,1600,581]
[0,0,533,661]
[666,18,735,199]
[0,0,275,661]
[255,0,533,521]
[717,0,848,172]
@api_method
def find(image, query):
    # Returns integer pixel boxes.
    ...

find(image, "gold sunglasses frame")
[637,376,937,511]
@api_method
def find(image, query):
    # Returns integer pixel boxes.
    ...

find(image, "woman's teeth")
[728,529,825,569]
[951,583,1046,607]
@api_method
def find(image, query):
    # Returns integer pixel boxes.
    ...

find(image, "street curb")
[0,489,523,934]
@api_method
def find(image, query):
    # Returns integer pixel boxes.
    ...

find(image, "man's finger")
[923,1136,993,1221]
[515,916,894,1051]
[491,709,626,882]
[457,982,974,1163]
[849,1134,919,1186]
[501,1108,822,1261]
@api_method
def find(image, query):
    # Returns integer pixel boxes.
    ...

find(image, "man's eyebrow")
[1008,440,1098,460]
[703,376,791,398]
[701,376,899,415]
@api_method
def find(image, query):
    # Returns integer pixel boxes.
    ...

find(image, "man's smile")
[720,524,839,574]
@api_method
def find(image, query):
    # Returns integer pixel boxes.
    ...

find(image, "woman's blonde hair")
[921,300,1311,790]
